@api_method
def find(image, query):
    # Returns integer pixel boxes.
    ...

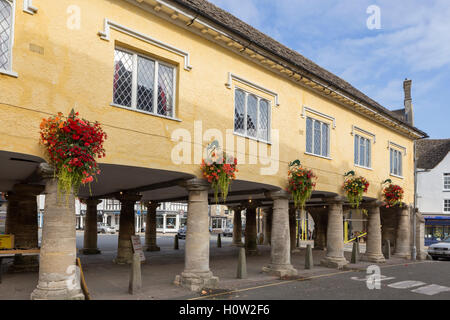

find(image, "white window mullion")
[311,119,315,155]
[131,53,138,109]
[172,66,176,118]
[153,61,159,114]
[244,92,248,135]
[256,97,261,139]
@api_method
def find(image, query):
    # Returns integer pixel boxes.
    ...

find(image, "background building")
[417,139,450,245]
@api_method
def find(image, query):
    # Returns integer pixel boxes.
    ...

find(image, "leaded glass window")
[234,88,271,142]
[113,48,176,118]
[306,117,330,158]
[0,0,13,71]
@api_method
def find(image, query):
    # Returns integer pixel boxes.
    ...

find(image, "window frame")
[389,147,404,178]
[111,47,178,121]
[354,134,372,170]
[444,199,450,213]
[233,86,272,144]
[444,173,450,191]
[0,0,17,77]
[305,116,331,159]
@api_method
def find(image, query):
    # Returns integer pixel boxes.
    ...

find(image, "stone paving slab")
[0,236,414,300]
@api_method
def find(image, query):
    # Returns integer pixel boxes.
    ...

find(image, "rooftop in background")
[417,139,450,169]
[171,0,427,138]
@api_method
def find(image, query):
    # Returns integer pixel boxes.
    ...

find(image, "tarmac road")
[190,260,450,300]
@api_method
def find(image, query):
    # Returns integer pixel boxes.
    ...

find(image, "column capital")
[265,189,290,200]
[80,198,102,206]
[37,163,56,180]
[241,200,261,209]
[324,195,346,205]
[144,201,160,211]
[362,200,384,209]
[182,178,210,192]
[115,192,142,203]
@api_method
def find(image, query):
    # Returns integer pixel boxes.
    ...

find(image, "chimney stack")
[403,79,414,126]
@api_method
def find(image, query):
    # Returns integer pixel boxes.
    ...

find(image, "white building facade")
[416,139,450,245]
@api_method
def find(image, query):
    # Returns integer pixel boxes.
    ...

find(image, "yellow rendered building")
[0,0,428,298]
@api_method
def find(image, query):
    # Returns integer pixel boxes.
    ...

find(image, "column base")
[174,271,219,292]
[393,253,411,259]
[145,245,161,252]
[291,248,301,253]
[262,264,298,278]
[231,242,244,247]
[320,256,348,269]
[362,253,386,263]
[79,248,101,255]
[245,248,260,256]
[113,256,132,264]
[31,280,85,300]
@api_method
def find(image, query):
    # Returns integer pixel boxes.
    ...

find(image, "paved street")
[190,261,450,300]
[1,231,447,300]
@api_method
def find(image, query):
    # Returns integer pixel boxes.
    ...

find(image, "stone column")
[394,205,411,259]
[308,206,328,251]
[415,211,427,260]
[174,179,218,292]
[244,203,258,255]
[362,200,385,263]
[145,201,160,252]
[263,191,297,277]
[231,206,243,247]
[9,184,45,271]
[380,206,397,251]
[263,207,273,245]
[289,206,299,252]
[321,196,348,269]
[114,192,142,264]
[80,199,101,255]
[31,163,84,300]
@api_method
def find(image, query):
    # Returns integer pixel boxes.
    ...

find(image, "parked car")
[222,227,233,237]
[177,226,187,239]
[427,237,450,260]
[97,223,115,234]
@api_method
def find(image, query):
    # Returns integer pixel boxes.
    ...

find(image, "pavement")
[0,232,440,300]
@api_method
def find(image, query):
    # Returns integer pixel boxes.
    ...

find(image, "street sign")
[130,235,145,262]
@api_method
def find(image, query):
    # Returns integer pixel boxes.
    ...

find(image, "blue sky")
[209,0,450,139]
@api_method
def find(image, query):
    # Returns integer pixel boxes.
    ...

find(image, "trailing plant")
[382,179,404,208]
[200,142,237,203]
[39,109,107,200]
[343,171,369,209]
[287,160,317,209]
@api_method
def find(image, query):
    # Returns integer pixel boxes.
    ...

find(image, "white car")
[97,223,115,234]
[427,237,450,260]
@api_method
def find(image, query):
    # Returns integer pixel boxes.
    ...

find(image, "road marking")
[189,261,436,300]
[351,275,395,282]
[411,284,450,296]
[387,281,426,289]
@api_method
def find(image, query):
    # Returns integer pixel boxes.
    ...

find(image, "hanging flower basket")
[287,160,316,209]
[343,171,369,209]
[200,151,237,204]
[39,109,107,200]
[382,179,404,208]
